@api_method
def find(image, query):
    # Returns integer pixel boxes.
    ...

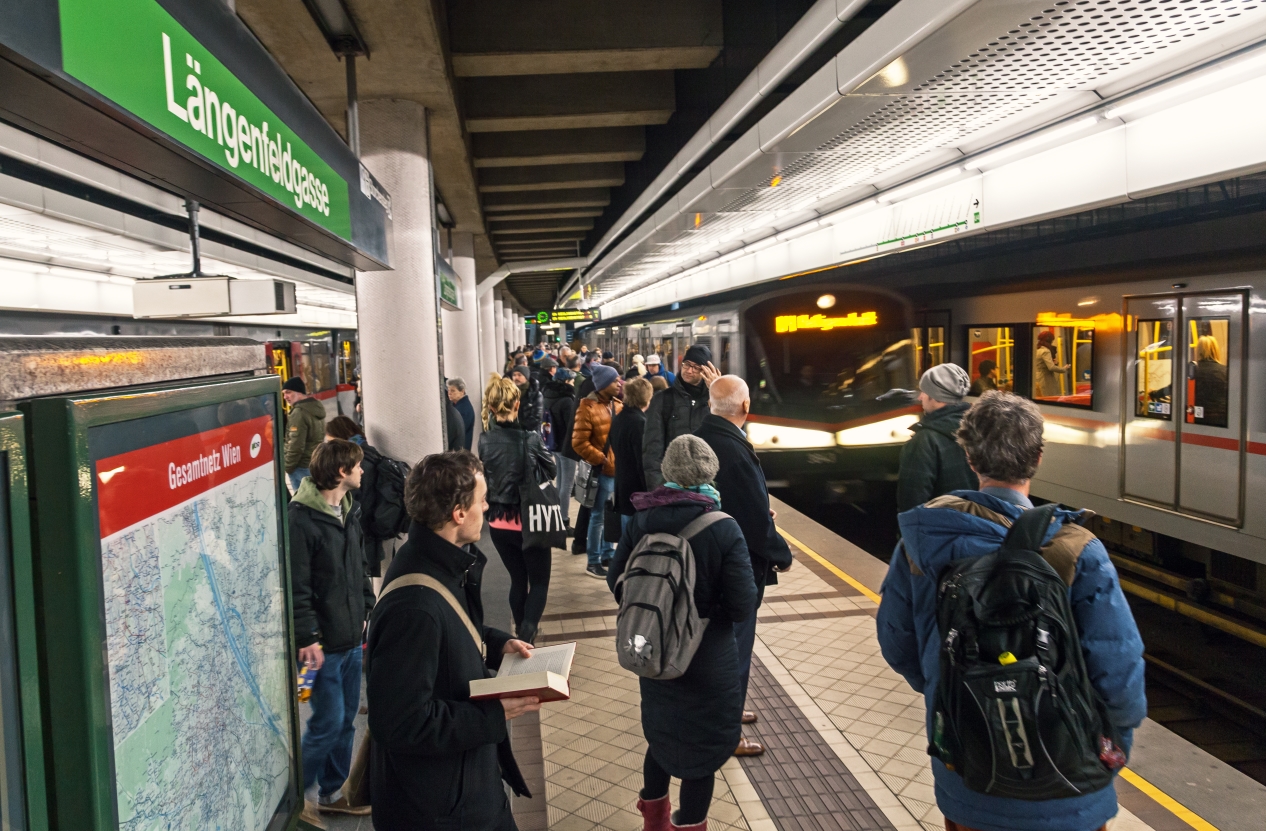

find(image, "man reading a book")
[366,451,541,831]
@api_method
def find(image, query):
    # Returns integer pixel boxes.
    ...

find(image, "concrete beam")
[461,72,674,132]
[454,48,720,77]
[493,233,587,244]
[488,209,604,221]
[478,163,624,192]
[490,218,595,235]
[472,127,644,168]
[498,240,582,251]
[449,0,722,76]
[482,188,611,211]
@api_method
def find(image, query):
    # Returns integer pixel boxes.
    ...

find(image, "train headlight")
[834,414,919,446]
[746,422,835,449]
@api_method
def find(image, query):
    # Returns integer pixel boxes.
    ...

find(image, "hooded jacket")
[288,478,375,653]
[642,376,710,488]
[284,396,327,473]
[876,491,1146,831]
[367,523,524,830]
[896,402,978,512]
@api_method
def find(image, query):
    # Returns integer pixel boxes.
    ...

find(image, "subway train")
[0,309,360,419]
[582,269,1265,598]
[581,283,926,505]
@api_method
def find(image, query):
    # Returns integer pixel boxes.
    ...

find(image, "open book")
[469,642,576,703]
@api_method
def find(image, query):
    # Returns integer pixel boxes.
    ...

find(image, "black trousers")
[489,527,552,638]
[642,751,714,825]
[572,504,591,551]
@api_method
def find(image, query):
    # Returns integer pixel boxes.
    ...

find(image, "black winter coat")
[517,379,545,433]
[609,407,647,515]
[478,420,557,523]
[642,377,710,488]
[288,489,375,653]
[693,415,793,603]
[446,401,466,452]
[607,489,757,778]
[453,395,476,451]
[542,379,577,458]
[896,402,978,512]
[367,524,523,831]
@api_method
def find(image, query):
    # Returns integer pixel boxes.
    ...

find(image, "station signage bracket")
[526,309,601,325]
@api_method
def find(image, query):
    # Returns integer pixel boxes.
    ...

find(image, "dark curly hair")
[956,391,1045,484]
[404,451,484,530]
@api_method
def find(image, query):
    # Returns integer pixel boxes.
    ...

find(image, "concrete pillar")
[441,232,482,448]
[478,282,499,386]
[354,100,444,465]
[493,292,505,373]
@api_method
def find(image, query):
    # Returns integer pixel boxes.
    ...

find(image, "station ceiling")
[234,0,889,308]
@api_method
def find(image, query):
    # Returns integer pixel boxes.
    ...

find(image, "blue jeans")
[553,453,577,526]
[288,467,310,493]
[734,612,758,707]
[301,645,362,798]
[587,474,615,567]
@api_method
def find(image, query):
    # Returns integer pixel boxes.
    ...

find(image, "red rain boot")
[636,794,671,831]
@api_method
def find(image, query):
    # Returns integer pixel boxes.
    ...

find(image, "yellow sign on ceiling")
[776,312,877,333]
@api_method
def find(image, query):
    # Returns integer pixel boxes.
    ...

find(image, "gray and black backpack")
[614,510,729,680]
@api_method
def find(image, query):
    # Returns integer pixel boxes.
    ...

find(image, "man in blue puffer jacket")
[877,391,1146,831]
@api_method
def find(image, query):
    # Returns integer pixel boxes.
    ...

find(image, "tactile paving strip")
[740,655,897,831]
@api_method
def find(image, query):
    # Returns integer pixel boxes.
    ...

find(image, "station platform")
[319,496,1266,831]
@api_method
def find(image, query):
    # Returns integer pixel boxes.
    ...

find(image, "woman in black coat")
[479,375,557,645]
[609,377,653,531]
[607,435,757,831]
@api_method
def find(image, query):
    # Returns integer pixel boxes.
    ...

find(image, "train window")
[1136,319,1175,420]
[1032,325,1094,408]
[968,327,1015,394]
[1185,317,1230,428]
[718,335,732,375]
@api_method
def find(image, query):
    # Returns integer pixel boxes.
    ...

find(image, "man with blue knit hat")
[897,363,979,511]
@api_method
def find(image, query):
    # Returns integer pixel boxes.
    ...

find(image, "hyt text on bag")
[613,511,728,680]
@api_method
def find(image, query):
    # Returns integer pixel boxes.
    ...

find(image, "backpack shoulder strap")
[379,573,484,657]
[680,510,731,540]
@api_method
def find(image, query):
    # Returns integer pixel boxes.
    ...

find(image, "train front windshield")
[743,293,915,424]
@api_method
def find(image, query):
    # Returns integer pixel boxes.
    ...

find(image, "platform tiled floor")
[314,522,1162,831]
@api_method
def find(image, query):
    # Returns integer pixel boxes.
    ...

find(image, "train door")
[1122,292,1246,524]
[913,311,950,376]
[267,341,294,384]
[717,317,736,375]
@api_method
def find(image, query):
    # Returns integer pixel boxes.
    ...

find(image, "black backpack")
[367,453,411,540]
[930,504,1124,800]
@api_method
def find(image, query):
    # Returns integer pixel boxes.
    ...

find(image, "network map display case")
[24,376,301,831]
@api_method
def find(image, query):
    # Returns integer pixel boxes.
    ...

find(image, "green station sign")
[58,0,353,241]
[526,309,601,324]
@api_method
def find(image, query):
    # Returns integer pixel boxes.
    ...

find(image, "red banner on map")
[95,415,276,538]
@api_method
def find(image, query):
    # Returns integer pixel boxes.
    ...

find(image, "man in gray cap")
[897,364,979,511]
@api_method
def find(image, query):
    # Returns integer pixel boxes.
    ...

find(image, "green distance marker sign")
[59,0,352,241]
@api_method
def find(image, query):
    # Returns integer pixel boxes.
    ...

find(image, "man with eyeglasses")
[641,344,719,489]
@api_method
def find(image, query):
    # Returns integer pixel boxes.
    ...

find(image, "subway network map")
[96,415,291,831]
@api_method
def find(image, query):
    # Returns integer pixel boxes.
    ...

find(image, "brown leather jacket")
[572,393,622,476]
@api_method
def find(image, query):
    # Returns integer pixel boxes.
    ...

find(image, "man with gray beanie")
[897,364,979,512]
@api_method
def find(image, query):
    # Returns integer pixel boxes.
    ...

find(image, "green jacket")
[285,397,327,473]
[896,402,978,512]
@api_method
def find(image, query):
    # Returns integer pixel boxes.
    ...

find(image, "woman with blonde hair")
[1192,334,1229,427]
[479,374,557,644]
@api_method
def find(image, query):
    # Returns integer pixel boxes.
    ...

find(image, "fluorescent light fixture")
[970,117,1099,170]
[834,414,918,446]
[878,167,966,203]
[1105,49,1266,120]
[746,422,835,450]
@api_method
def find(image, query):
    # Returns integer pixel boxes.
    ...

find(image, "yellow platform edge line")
[1119,767,1220,831]
[775,529,1221,831]
[776,526,882,605]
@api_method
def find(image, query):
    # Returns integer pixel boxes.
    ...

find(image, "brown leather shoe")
[741,710,757,724]
[318,796,371,816]
[299,800,328,829]
[734,736,765,756]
